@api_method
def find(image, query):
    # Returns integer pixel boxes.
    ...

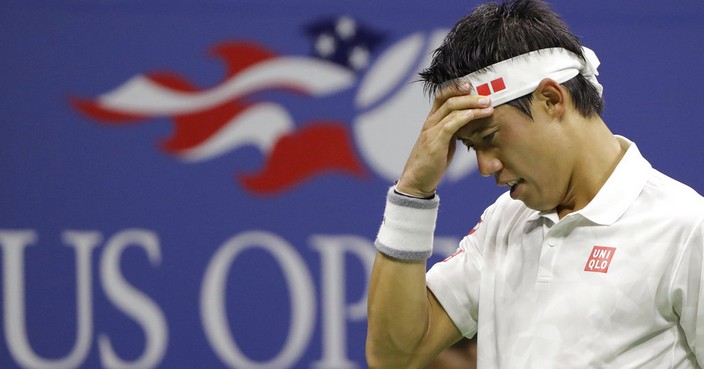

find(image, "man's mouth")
[503,178,524,193]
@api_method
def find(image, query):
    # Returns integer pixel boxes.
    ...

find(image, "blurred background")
[2,1,703,368]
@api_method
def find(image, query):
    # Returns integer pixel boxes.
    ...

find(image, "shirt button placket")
[537,236,559,283]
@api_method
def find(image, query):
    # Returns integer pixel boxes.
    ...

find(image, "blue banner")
[2,1,703,368]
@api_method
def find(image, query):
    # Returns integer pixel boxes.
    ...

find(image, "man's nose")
[476,150,502,177]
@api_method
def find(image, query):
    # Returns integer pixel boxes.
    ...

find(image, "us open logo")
[70,16,478,197]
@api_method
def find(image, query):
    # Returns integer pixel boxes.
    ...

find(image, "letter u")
[0,230,100,369]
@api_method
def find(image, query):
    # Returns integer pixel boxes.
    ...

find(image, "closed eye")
[457,130,496,152]
[482,132,495,143]
[457,137,474,152]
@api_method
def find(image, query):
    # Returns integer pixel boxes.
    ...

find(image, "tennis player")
[366,0,704,368]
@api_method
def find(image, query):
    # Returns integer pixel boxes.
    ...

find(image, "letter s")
[98,229,168,369]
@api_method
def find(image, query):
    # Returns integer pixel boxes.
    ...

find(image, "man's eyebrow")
[457,119,493,141]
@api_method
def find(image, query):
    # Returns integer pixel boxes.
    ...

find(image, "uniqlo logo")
[475,78,506,96]
[584,246,617,273]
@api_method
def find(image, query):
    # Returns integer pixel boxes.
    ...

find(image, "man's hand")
[396,83,494,197]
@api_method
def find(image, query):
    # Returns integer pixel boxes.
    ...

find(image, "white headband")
[449,46,603,107]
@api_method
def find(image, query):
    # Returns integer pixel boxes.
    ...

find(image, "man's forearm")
[366,252,431,368]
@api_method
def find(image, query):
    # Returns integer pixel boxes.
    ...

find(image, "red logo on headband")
[476,78,506,96]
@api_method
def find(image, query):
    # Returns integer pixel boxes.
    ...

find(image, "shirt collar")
[529,136,652,226]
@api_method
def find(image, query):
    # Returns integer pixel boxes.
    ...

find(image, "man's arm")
[366,253,462,368]
[365,83,493,368]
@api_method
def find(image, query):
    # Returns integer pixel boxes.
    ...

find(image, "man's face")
[455,103,574,212]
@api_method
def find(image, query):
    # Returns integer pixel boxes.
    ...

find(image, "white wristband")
[375,186,439,261]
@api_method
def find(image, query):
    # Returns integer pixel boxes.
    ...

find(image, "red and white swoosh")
[71,41,366,194]
[89,57,354,116]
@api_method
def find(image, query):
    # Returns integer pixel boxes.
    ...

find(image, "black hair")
[419,0,604,117]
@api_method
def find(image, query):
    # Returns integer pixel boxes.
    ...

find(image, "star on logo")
[305,15,384,71]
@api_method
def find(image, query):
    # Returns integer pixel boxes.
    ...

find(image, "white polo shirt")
[426,137,704,368]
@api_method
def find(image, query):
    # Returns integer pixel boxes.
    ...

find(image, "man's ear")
[534,78,566,118]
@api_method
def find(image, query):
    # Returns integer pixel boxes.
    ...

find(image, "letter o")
[200,231,315,369]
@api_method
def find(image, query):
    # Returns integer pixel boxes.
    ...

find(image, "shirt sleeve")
[672,217,704,364]
[426,200,497,338]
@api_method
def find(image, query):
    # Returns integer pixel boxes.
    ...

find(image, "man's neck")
[556,116,626,219]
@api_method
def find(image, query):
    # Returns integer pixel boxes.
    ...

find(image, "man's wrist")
[394,181,436,199]
[374,186,439,261]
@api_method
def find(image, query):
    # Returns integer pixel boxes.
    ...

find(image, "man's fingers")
[432,104,494,141]
[426,83,492,131]
[433,82,472,107]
